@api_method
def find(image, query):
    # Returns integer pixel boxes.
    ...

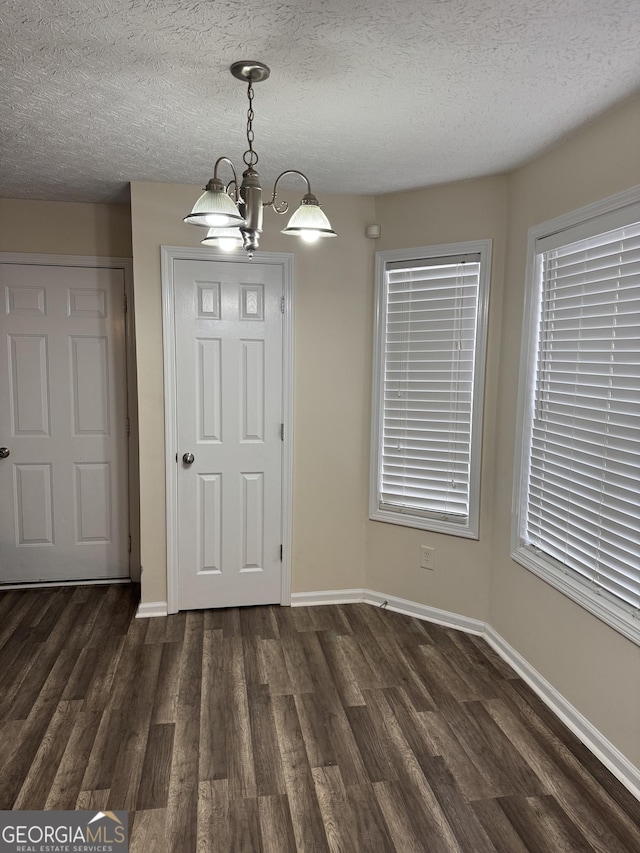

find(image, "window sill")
[370,507,478,539]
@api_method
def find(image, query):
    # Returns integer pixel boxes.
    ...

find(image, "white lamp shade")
[281,202,337,238]
[184,189,245,227]
[201,226,243,251]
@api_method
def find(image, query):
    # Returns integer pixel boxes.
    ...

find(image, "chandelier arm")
[213,156,240,189]
[264,170,312,214]
[226,178,239,202]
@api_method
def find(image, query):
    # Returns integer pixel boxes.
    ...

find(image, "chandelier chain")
[243,79,259,167]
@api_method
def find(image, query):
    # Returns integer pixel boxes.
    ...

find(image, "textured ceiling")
[1,0,639,203]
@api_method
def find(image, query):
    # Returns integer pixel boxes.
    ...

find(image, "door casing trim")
[161,246,294,614]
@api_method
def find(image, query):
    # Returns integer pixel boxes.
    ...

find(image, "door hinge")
[280,544,283,561]
[281,296,285,314]
[280,423,284,441]
[128,535,132,553]
[126,417,130,436]
[124,293,128,313]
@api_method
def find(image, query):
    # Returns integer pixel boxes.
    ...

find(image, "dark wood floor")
[0,585,638,852]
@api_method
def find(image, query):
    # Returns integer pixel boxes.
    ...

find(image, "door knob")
[182,452,195,465]
[0,447,9,459]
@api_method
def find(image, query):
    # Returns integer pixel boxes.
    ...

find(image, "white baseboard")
[0,578,131,591]
[291,587,640,800]
[291,588,484,635]
[136,600,168,618]
[363,589,485,635]
[484,626,640,801]
[291,588,366,606]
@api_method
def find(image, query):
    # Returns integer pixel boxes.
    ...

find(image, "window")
[370,241,492,538]
[513,189,640,644]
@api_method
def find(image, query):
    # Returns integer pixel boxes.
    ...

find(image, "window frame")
[370,239,492,539]
[512,186,640,646]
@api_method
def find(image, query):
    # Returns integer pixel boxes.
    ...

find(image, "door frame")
[161,246,294,614]
[0,252,139,583]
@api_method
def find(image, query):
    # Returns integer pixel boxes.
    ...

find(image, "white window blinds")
[379,254,481,522]
[526,219,640,613]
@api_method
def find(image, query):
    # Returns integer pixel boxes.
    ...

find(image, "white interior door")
[174,257,284,610]
[0,260,129,583]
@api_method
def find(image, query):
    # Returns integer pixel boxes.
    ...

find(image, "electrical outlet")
[420,545,435,570]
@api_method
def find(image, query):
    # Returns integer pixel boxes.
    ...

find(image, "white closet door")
[0,262,129,583]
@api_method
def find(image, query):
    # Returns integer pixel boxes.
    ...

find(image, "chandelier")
[184,61,337,256]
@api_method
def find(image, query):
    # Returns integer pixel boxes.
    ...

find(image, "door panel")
[174,258,283,610]
[9,334,51,434]
[74,462,112,542]
[0,262,129,583]
[15,463,54,544]
[70,335,111,434]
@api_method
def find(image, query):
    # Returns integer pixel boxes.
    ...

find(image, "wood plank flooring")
[0,584,638,852]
